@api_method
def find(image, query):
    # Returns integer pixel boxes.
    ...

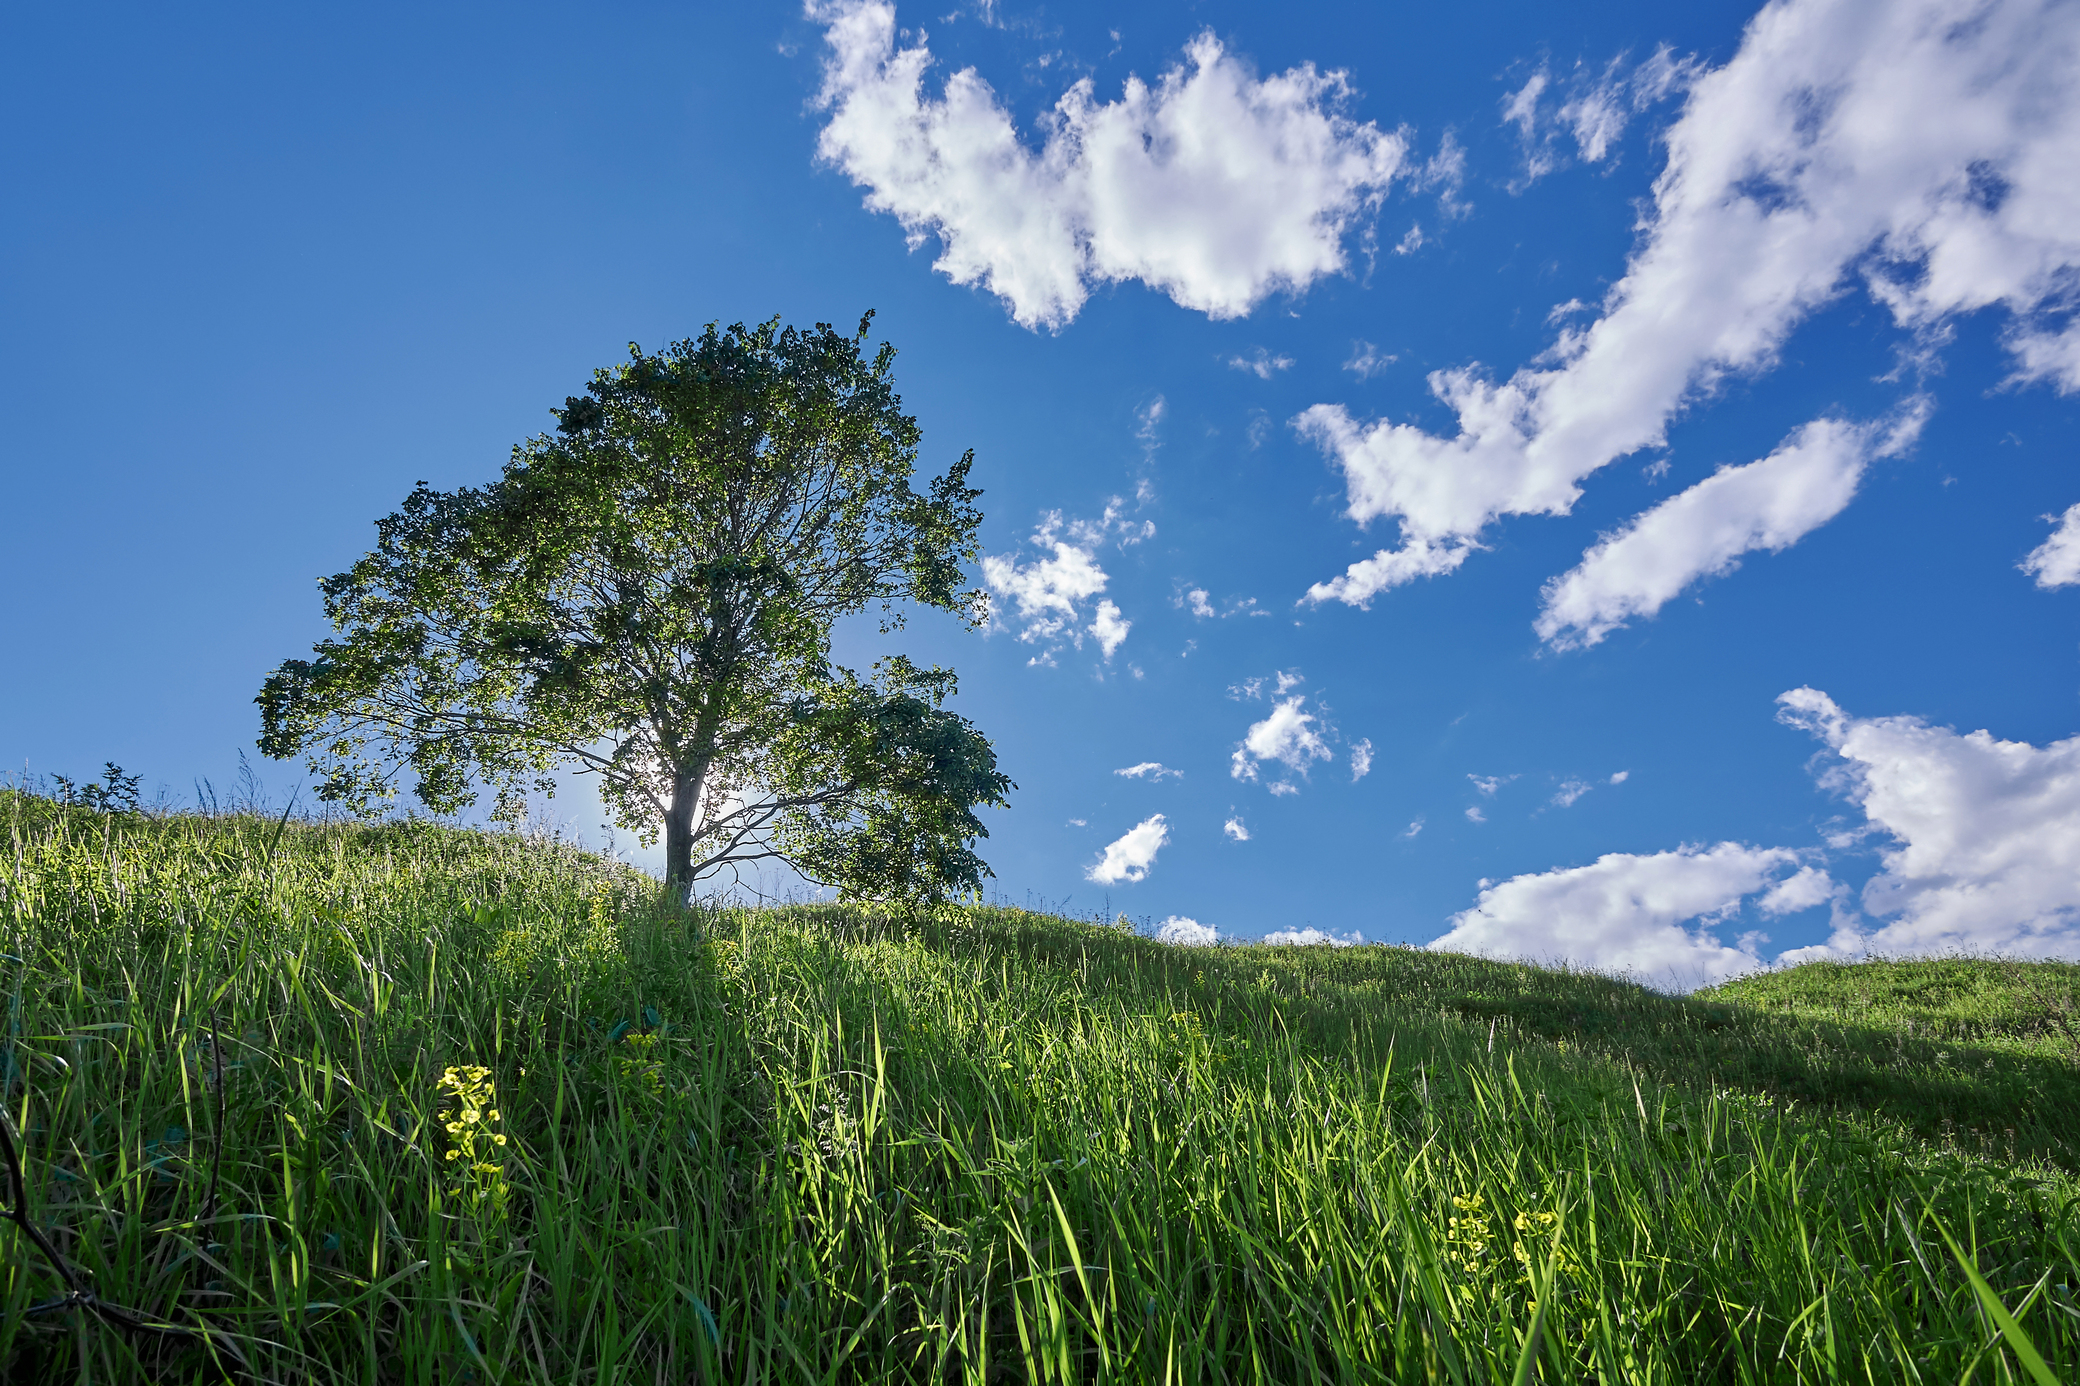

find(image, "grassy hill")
[2,791,2075,1383]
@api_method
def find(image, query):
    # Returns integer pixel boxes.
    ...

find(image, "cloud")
[1136,397,1166,458]
[1231,696,1334,784]
[1089,599,1131,659]
[1157,915,1218,945]
[1263,926,1364,946]
[1298,0,2080,602]
[1350,738,1374,780]
[1468,773,1513,796]
[1403,816,1425,838]
[1088,813,1170,884]
[983,508,1146,661]
[982,515,1110,657]
[2022,502,2080,588]
[1345,341,1396,378]
[1230,669,1306,700]
[1552,779,1591,808]
[1223,815,1249,841]
[1608,770,1630,785]
[1507,48,1706,179]
[810,0,1409,329]
[1228,348,1295,378]
[1428,842,1824,987]
[1535,407,1926,649]
[1116,761,1182,780]
[1181,587,1270,618]
[1777,688,2080,958]
[1464,806,1486,823]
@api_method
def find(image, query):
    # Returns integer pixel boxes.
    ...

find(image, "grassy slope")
[2,793,2076,1383]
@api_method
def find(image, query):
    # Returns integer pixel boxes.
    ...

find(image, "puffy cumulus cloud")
[1088,600,1131,659]
[1299,0,2080,606]
[1088,813,1170,884]
[1551,780,1592,808]
[1264,926,1364,946]
[1350,738,1374,781]
[810,0,1408,329]
[1223,815,1249,841]
[982,508,1146,662]
[1536,408,1926,649]
[1157,915,1218,946]
[1231,696,1334,787]
[2022,502,2080,588]
[1429,843,1827,987]
[1115,761,1182,780]
[1609,770,1630,785]
[1777,688,2080,958]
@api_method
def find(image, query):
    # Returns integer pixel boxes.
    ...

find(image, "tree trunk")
[664,770,699,900]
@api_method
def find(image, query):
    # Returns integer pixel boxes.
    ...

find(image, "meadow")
[2,788,2075,1383]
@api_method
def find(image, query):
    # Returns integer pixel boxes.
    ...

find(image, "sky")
[4,0,2079,986]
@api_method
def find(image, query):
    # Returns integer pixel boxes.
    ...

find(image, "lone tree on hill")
[259,314,1011,901]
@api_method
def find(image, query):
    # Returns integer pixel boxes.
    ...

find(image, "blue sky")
[5,0,2079,984]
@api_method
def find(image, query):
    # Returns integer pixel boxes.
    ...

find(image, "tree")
[258,314,1011,901]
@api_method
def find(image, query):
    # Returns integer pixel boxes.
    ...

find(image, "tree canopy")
[258,314,1011,900]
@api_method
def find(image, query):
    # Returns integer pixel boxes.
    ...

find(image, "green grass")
[3,790,2076,1382]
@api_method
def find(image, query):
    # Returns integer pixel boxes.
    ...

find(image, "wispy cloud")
[1116,761,1183,781]
[1227,348,1295,379]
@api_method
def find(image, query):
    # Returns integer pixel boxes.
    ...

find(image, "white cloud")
[1300,532,1480,608]
[1263,926,1364,947]
[1759,865,1835,916]
[983,508,1145,661]
[1115,761,1182,780]
[2022,502,2080,588]
[1468,773,1513,796]
[1184,587,1217,618]
[1350,738,1374,781]
[1299,0,2080,603]
[1510,49,1706,175]
[1464,806,1486,823]
[1777,688,2080,958]
[1136,396,1166,459]
[810,0,1409,329]
[1231,696,1334,784]
[1228,348,1295,378]
[1608,770,1630,785]
[1157,915,1218,946]
[1223,815,1250,841]
[1345,341,1396,378]
[1403,816,1425,838]
[1428,842,1823,987]
[1088,599,1131,659]
[1535,408,1926,649]
[1088,813,1170,884]
[1552,779,1591,808]
[1231,669,1306,700]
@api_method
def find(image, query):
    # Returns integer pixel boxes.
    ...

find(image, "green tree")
[258,314,1010,900]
